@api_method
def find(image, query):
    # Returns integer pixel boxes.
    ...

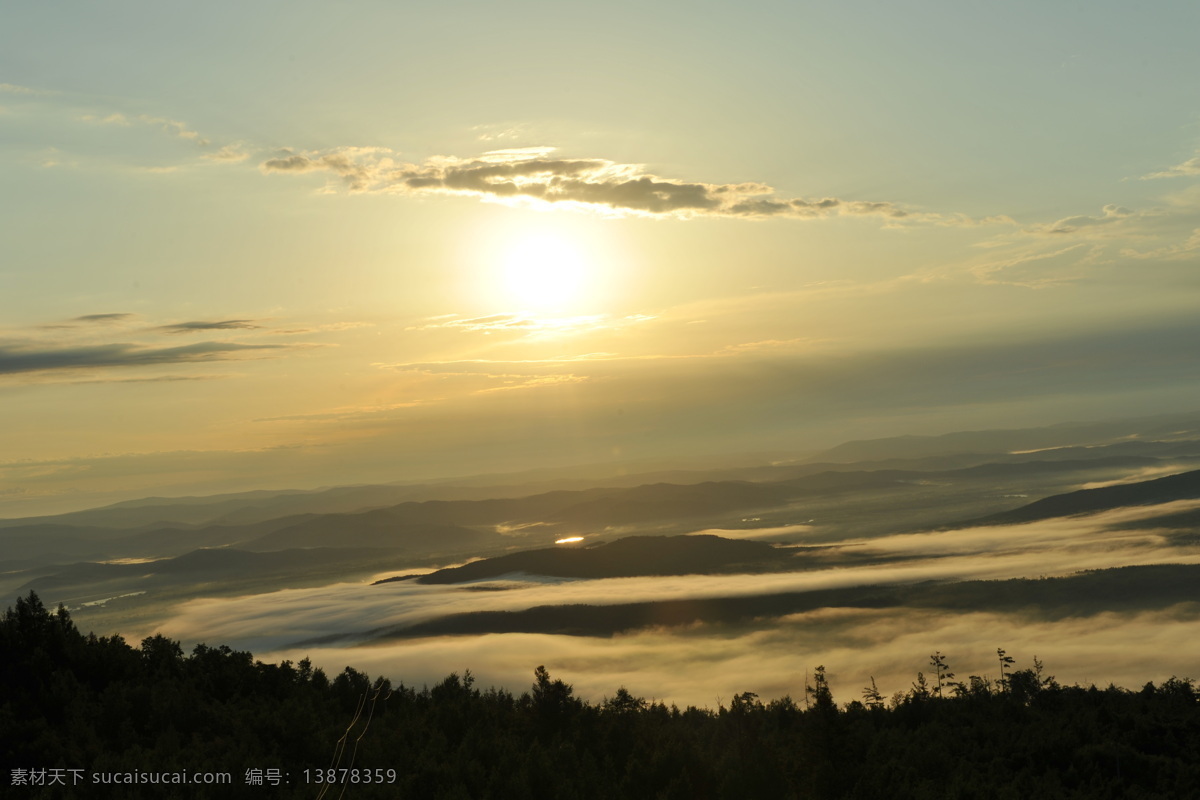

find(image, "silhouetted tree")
[910,671,931,701]
[997,647,1015,692]
[7,592,1200,800]
[529,665,579,737]
[604,686,647,715]
[806,665,836,715]
[862,677,884,710]
[930,651,957,698]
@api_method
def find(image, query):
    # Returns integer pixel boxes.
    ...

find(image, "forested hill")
[4,591,1200,799]
[401,535,795,585]
[973,468,1200,525]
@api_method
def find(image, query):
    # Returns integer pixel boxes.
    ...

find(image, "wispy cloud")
[965,243,1097,288]
[201,142,251,162]
[64,374,231,386]
[714,338,825,356]
[0,341,288,376]
[946,190,1200,285]
[380,337,833,377]
[75,107,251,165]
[136,114,209,145]
[0,82,48,95]
[260,146,1007,225]
[475,373,589,393]
[158,319,263,334]
[377,360,593,398]
[73,313,134,323]
[405,312,654,338]
[78,112,131,126]
[1025,204,1137,236]
[472,123,530,142]
[274,321,376,335]
[1120,228,1200,261]
[1141,153,1200,180]
[253,401,426,424]
[79,111,210,145]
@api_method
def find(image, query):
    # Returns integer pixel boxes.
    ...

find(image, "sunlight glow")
[555,536,585,545]
[500,232,588,311]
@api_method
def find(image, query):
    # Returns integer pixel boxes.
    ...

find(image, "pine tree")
[806,665,835,714]
[862,677,884,709]
[929,652,957,698]
[997,648,1015,692]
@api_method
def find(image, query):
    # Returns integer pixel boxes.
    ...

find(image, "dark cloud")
[0,341,286,376]
[73,313,133,323]
[159,319,262,334]
[260,147,998,224]
[261,154,323,173]
[67,374,230,386]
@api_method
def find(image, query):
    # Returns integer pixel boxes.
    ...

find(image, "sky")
[3,0,1200,516]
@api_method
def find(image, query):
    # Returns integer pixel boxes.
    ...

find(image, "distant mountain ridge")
[7,449,1200,566]
[974,469,1200,525]
[808,413,1200,464]
[8,411,1200,531]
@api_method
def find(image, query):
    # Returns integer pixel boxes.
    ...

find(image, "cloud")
[201,143,251,162]
[476,373,589,394]
[714,338,824,355]
[375,359,594,398]
[1141,154,1200,180]
[383,337,817,377]
[79,112,131,126]
[1120,228,1200,261]
[274,321,376,335]
[954,188,1200,282]
[243,606,1200,709]
[64,374,230,386]
[252,401,426,424]
[152,500,1200,654]
[472,123,530,142]
[158,319,263,334]
[1080,464,1198,490]
[404,313,655,339]
[78,109,250,163]
[383,313,1200,425]
[73,313,134,323]
[0,83,45,95]
[0,341,288,376]
[408,313,603,335]
[260,146,1002,225]
[965,243,1096,288]
[137,114,209,145]
[141,499,1200,706]
[1026,204,1136,236]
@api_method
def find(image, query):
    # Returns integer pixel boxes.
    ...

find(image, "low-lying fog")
[136,500,1200,707]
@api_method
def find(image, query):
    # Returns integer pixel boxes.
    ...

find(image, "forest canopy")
[3,591,1199,799]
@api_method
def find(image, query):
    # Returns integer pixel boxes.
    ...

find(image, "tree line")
[3,591,1198,798]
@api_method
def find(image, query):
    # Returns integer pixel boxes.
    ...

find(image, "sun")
[462,213,628,315]
[499,232,588,311]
